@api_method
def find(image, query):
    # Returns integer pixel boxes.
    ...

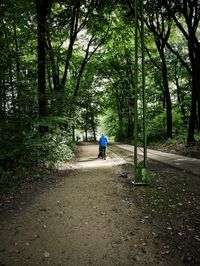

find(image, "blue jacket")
[99,135,108,147]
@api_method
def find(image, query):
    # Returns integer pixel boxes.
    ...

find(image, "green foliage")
[1,0,200,192]
[172,108,188,134]
[0,117,75,187]
[24,129,74,165]
[146,112,166,143]
[103,110,120,140]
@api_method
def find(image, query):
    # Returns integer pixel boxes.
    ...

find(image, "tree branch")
[165,41,192,75]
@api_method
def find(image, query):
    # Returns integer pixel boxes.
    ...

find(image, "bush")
[0,117,75,187]
[147,113,166,143]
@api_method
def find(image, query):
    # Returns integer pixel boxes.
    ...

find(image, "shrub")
[0,117,75,187]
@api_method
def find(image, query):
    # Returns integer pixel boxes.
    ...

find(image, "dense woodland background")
[0,0,200,184]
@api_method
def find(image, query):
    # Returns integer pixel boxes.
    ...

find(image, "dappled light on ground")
[1,143,200,265]
[59,143,126,170]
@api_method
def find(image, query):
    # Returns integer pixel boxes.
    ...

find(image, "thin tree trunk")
[2,20,16,113]
[195,44,200,131]
[9,68,16,112]
[90,108,96,141]
[61,4,80,89]
[159,47,172,138]
[72,125,75,142]
[0,79,6,118]
[187,41,200,142]
[174,67,187,125]
[46,32,60,91]
[13,15,21,112]
[187,93,196,143]
[85,128,88,142]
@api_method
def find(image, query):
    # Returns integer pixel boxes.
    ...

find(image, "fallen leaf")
[178,232,184,236]
[44,251,50,258]
[161,250,170,255]
[194,235,200,241]
[152,232,158,237]
[164,245,169,249]
[126,232,134,241]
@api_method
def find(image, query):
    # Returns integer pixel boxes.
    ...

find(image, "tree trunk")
[195,44,200,131]
[159,48,172,138]
[72,125,75,142]
[61,4,80,89]
[46,33,60,91]
[13,15,21,112]
[93,129,96,142]
[90,108,96,141]
[2,21,16,113]
[187,42,200,142]
[36,0,49,118]
[198,99,200,131]
[187,93,196,143]
[174,64,187,125]
[85,128,88,142]
[0,79,6,118]
[115,88,123,137]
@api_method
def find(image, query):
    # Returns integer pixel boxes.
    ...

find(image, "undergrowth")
[0,123,76,194]
[148,134,200,159]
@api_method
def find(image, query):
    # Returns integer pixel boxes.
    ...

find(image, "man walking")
[98,133,108,159]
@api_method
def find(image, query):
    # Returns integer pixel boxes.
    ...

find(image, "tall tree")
[36,0,50,118]
[144,1,173,138]
[46,0,104,91]
[163,0,200,143]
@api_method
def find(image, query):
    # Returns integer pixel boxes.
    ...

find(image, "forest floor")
[0,142,200,265]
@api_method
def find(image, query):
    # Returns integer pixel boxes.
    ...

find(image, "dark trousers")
[100,146,106,157]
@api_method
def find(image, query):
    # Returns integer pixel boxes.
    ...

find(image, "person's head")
[101,133,104,136]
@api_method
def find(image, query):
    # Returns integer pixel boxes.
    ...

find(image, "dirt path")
[0,143,198,265]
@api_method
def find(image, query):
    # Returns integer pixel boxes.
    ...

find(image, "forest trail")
[0,143,198,266]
